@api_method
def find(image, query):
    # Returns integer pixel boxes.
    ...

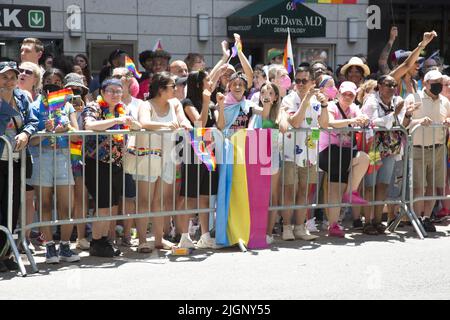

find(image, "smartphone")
[71,95,83,108]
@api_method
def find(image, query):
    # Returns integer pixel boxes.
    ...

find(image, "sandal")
[362,223,379,236]
[137,242,153,253]
[154,239,175,250]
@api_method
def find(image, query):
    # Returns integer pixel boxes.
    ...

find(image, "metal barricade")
[403,124,450,238]
[14,125,440,276]
[272,126,422,237]
[19,128,220,274]
[0,135,28,276]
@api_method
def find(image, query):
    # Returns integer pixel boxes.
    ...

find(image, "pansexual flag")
[216,129,272,249]
[283,28,295,76]
[125,56,142,79]
[189,128,217,172]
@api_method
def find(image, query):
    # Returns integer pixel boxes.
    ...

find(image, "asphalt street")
[1,220,450,300]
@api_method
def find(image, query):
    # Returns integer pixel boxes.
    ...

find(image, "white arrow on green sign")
[28,10,45,28]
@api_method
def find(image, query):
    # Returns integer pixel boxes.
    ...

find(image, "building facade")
[1,0,370,73]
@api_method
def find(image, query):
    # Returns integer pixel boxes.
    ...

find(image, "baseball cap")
[424,70,443,82]
[0,61,19,75]
[339,81,357,95]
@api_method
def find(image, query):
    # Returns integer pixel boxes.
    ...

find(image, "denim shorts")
[364,155,396,187]
[29,149,74,187]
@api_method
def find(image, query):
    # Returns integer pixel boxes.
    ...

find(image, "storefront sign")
[227,0,326,38]
[0,5,51,32]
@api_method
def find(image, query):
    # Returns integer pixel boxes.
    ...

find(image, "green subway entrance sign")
[28,10,45,29]
[0,5,51,32]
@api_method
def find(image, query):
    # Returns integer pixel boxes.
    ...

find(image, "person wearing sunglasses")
[360,75,413,235]
[131,72,191,251]
[281,66,329,241]
[17,62,42,102]
[0,61,39,272]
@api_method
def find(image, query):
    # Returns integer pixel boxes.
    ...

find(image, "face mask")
[430,83,443,96]
[280,76,292,90]
[324,86,338,100]
[43,84,61,94]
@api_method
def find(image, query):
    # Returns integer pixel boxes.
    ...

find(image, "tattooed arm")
[378,26,398,75]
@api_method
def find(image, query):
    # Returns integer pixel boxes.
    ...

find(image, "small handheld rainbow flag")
[48,88,73,126]
[125,56,142,79]
[189,128,217,172]
[48,89,73,111]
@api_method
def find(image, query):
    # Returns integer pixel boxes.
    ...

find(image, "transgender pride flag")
[283,28,295,76]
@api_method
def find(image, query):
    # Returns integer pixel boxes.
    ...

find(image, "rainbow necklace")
[97,95,129,143]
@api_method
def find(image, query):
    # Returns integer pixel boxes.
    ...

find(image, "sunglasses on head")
[295,78,309,85]
[18,68,33,76]
[0,61,18,71]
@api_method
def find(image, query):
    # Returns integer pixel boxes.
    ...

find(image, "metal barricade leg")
[0,226,27,277]
[387,204,426,239]
[21,237,38,273]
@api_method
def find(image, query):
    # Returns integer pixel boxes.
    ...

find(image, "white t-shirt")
[281,91,322,166]
[125,97,141,121]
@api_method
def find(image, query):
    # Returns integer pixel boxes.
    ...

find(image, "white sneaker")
[266,234,274,245]
[196,235,217,249]
[282,225,295,241]
[294,224,319,241]
[76,238,90,251]
[178,234,195,249]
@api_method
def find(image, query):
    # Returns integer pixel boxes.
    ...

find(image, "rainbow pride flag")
[125,56,142,79]
[70,141,83,161]
[283,28,295,75]
[48,89,73,111]
[47,89,73,127]
[189,128,217,172]
[216,129,272,249]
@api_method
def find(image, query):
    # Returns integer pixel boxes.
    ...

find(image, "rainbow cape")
[125,56,142,79]
[189,128,217,171]
[216,129,272,249]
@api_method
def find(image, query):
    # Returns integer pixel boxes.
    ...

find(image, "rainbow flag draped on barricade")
[216,100,272,249]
